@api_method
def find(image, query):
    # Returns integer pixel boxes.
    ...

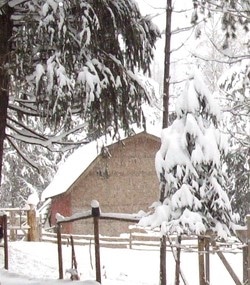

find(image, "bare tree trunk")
[160,1,172,284]
[162,0,172,129]
[0,6,13,187]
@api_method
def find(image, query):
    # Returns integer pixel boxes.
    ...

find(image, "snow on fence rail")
[42,229,163,249]
[41,229,244,252]
[42,231,132,248]
[40,230,199,248]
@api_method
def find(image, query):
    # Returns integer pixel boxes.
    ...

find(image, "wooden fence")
[54,201,250,285]
[42,228,162,249]
[0,208,38,241]
[50,228,246,283]
[0,200,51,241]
[41,228,222,250]
[0,203,249,285]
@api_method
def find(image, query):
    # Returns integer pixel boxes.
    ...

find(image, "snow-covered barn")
[42,129,161,236]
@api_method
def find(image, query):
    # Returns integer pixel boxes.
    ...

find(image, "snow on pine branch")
[140,68,238,239]
[10,0,160,137]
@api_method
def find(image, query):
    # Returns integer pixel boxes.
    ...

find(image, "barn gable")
[43,131,161,236]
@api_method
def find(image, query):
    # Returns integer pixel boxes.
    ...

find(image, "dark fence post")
[3,214,8,269]
[91,200,101,284]
[175,236,181,285]
[129,228,132,249]
[0,214,8,269]
[243,244,248,284]
[160,235,167,285]
[205,237,210,284]
[198,236,206,285]
[0,214,8,270]
[247,215,250,285]
[236,219,248,284]
[57,223,63,279]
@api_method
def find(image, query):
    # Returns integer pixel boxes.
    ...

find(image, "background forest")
[0,0,249,224]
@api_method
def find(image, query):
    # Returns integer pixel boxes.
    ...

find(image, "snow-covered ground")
[0,240,243,285]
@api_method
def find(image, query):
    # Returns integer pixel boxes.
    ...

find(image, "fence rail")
[0,202,51,241]
[0,208,30,240]
[42,231,130,248]
[41,229,243,252]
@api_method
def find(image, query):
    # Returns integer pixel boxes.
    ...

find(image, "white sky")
[136,0,194,30]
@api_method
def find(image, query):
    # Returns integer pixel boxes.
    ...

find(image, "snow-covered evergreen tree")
[9,0,160,137]
[140,68,237,239]
[0,0,160,186]
[0,139,59,208]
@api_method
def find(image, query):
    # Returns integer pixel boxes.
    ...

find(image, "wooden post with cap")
[57,223,63,279]
[27,205,39,241]
[0,214,8,269]
[91,200,101,284]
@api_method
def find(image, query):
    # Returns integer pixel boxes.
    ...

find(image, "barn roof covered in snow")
[41,126,160,201]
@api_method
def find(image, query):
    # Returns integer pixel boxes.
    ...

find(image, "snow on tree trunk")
[140,68,238,239]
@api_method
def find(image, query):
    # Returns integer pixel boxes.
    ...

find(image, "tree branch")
[7,115,47,140]
[6,136,41,173]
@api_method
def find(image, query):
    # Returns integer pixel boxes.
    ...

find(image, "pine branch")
[6,130,91,154]
[8,103,40,116]
[6,136,41,173]
[8,0,29,8]
[6,132,55,151]
[189,50,248,64]
[171,18,205,35]
[8,102,84,117]
[204,29,250,61]
[226,128,250,147]
[171,28,196,53]
[172,7,194,14]
[204,0,250,20]
[7,115,47,140]
[6,117,91,152]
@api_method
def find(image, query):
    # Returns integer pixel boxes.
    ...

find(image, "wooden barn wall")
[69,134,160,236]
[51,193,72,233]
